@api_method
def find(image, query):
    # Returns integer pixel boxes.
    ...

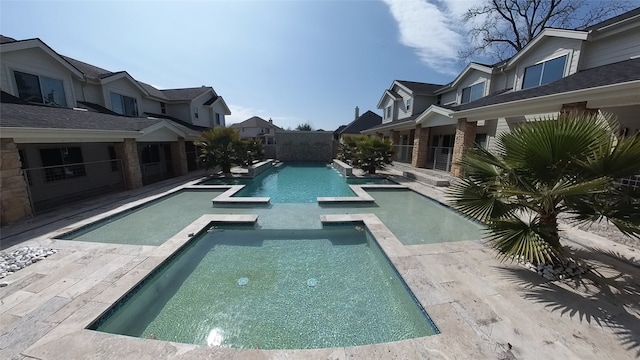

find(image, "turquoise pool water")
[59,189,482,246]
[202,163,358,203]
[91,225,437,349]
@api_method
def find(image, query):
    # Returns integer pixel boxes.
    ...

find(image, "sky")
[1,0,504,130]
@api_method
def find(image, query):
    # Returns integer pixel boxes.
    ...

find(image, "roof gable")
[230,116,282,129]
[0,38,84,79]
[435,63,493,94]
[100,71,150,96]
[504,29,588,69]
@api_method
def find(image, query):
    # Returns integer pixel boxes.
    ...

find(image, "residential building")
[334,106,382,143]
[364,8,640,178]
[0,35,231,224]
[230,116,282,145]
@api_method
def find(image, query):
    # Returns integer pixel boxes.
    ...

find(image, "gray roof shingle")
[0,103,162,131]
[338,110,382,135]
[454,58,640,111]
[363,115,420,132]
[160,87,211,101]
[396,80,443,94]
[61,55,113,79]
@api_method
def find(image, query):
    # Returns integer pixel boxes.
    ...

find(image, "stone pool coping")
[18,212,465,359]
[2,171,638,359]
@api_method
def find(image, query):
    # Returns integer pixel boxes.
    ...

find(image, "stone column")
[115,138,143,189]
[390,130,400,145]
[170,137,188,176]
[411,125,429,168]
[451,118,477,178]
[0,139,32,225]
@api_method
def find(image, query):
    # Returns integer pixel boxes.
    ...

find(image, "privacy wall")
[275,131,334,162]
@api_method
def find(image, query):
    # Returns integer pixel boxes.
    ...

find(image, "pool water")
[204,163,357,203]
[59,189,482,246]
[91,225,437,349]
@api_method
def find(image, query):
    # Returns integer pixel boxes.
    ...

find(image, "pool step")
[402,171,450,187]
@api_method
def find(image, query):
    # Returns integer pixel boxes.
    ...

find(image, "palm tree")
[448,113,640,265]
[338,136,394,174]
[195,127,256,174]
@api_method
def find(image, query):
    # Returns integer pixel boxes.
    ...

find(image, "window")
[436,94,442,105]
[461,82,485,104]
[160,102,166,114]
[215,113,222,125]
[141,144,161,164]
[110,92,138,116]
[406,98,412,111]
[194,107,199,119]
[386,106,392,119]
[14,71,67,107]
[108,146,118,171]
[441,134,453,154]
[39,147,86,182]
[522,55,567,89]
[475,134,487,149]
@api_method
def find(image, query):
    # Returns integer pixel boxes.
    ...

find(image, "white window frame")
[521,54,568,90]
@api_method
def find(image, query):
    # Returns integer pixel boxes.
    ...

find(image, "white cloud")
[382,0,483,74]
[227,104,301,130]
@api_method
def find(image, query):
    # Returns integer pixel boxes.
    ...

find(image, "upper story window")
[14,71,67,107]
[406,98,412,111]
[436,94,442,105]
[194,107,199,119]
[110,92,138,116]
[522,55,567,89]
[215,113,222,125]
[385,106,392,119]
[160,102,166,114]
[461,82,485,104]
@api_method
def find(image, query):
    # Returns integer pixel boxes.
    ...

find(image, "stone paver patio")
[1,171,638,359]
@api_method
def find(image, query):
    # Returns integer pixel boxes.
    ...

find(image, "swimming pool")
[58,188,482,246]
[200,163,394,203]
[90,225,438,349]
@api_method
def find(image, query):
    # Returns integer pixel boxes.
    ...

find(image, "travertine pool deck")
[0,171,639,359]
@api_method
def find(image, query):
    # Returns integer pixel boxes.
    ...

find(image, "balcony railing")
[22,159,124,213]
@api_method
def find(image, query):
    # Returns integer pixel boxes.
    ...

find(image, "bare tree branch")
[459,0,635,62]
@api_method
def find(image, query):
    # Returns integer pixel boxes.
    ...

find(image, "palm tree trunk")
[540,210,563,262]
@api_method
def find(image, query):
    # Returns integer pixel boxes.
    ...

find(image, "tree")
[295,123,313,131]
[460,0,632,61]
[195,127,263,173]
[339,136,394,174]
[448,113,640,266]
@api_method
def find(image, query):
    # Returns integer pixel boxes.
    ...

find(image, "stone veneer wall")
[115,139,143,189]
[170,138,188,177]
[275,131,335,162]
[1,139,32,225]
[451,119,477,178]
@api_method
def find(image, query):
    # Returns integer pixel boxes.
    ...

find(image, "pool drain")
[237,277,249,286]
[307,278,317,287]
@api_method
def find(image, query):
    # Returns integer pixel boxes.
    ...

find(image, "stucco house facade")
[0,35,231,224]
[364,8,640,179]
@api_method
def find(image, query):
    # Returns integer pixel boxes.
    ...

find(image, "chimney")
[355,106,360,120]
[269,118,273,124]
